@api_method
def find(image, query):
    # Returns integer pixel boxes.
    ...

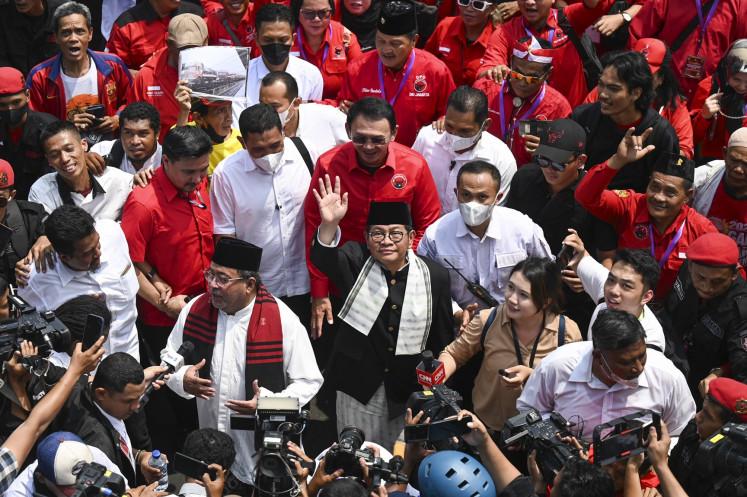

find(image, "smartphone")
[498,369,511,377]
[593,411,661,466]
[404,415,473,442]
[81,314,105,351]
[173,452,217,481]
[555,245,574,272]
[519,119,538,138]
[86,104,105,127]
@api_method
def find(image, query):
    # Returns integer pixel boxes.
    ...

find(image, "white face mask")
[253,149,285,173]
[458,198,496,226]
[447,121,486,152]
[599,351,640,388]
[278,103,296,125]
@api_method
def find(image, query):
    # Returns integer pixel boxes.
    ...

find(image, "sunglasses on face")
[351,135,390,146]
[509,69,548,85]
[457,0,491,11]
[536,154,576,172]
[300,8,332,19]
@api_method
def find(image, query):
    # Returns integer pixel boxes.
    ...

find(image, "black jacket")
[310,235,453,418]
[0,199,46,285]
[0,0,63,75]
[571,103,679,193]
[669,420,719,497]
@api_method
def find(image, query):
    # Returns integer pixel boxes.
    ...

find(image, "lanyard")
[179,190,207,210]
[296,24,332,66]
[649,219,686,268]
[378,51,415,106]
[693,0,720,54]
[521,16,555,45]
[498,80,545,140]
[510,313,546,369]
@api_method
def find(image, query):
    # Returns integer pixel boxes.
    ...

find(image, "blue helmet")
[417,451,496,497]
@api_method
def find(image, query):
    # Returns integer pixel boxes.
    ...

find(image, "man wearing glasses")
[163,237,322,495]
[310,194,452,449]
[475,37,571,167]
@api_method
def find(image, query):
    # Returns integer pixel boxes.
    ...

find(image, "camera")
[501,408,579,483]
[0,294,71,362]
[695,422,747,496]
[324,426,376,480]
[70,461,127,497]
[406,384,463,422]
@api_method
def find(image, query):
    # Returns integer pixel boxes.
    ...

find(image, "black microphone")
[136,341,194,412]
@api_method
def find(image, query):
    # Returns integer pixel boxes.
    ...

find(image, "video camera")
[501,409,580,483]
[70,461,127,497]
[695,422,747,496]
[324,426,408,485]
[0,294,70,363]
[404,384,473,449]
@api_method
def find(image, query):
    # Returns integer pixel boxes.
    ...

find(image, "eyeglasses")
[204,270,247,287]
[509,69,548,85]
[367,231,406,243]
[457,0,490,11]
[536,154,576,172]
[300,8,332,19]
[351,135,390,146]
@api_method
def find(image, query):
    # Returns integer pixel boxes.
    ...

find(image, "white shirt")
[210,138,314,297]
[18,220,140,361]
[412,126,516,215]
[28,167,134,221]
[232,57,324,125]
[517,341,695,438]
[577,256,667,352]
[296,102,350,156]
[164,296,323,485]
[90,140,162,175]
[5,445,126,497]
[417,207,552,312]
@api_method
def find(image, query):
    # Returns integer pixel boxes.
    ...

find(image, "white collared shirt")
[296,103,350,155]
[164,295,323,485]
[95,402,135,470]
[517,341,695,437]
[232,56,324,125]
[90,139,163,175]
[28,166,134,220]
[18,220,140,361]
[577,256,667,352]
[417,207,552,312]
[411,126,517,215]
[210,138,314,297]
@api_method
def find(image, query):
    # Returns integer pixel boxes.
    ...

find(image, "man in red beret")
[663,232,747,406]
[669,377,747,496]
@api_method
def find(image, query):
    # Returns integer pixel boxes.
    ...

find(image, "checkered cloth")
[0,446,19,493]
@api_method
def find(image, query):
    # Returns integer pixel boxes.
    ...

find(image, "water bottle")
[148,450,169,491]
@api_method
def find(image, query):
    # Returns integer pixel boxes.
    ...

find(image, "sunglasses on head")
[535,154,576,172]
[457,0,491,11]
[509,69,548,85]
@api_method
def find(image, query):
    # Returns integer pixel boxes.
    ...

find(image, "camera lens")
[338,426,366,451]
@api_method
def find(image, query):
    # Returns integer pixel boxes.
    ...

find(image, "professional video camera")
[70,461,127,497]
[695,422,747,496]
[231,397,312,496]
[0,294,70,363]
[406,384,462,422]
[324,426,408,486]
[501,409,579,483]
[404,384,474,450]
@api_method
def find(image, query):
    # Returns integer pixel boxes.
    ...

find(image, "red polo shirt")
[303,141,442,298]
[205,7,259,52]
[292,21,362,100]
[336,49,456,147]
[473,77,571,166]
[424,16,495,87]
[481,1,611,108]
[575,162,717,301]
[121,166,214,326]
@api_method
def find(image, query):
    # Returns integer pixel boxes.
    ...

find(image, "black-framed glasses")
[536,154,576,172]
[300,8,332,19]
[179,190,207,210]
[367,231,406,243]
[351,135,390,146]
[204,270,247,287]
[457,0,490,11]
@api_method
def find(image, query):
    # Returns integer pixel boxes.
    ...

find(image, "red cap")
[0,67,26,96]
[708,377,747,422]
[634,38,668,74]
[0,159,14,189]
[687,233,739,267]
[512,37,554,64]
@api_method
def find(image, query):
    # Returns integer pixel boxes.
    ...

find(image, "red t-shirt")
[205,8,259,52]
[424,16,495,87]
[121,166,214,326]
[706,180,747,265]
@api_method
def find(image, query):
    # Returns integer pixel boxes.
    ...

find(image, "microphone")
[416,350,445,388]
[137,341,194,412]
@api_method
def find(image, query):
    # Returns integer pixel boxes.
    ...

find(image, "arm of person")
[563,229,606,302]
[437,308,492,381]
[644,423,690,497]
[304,166,333,336]
[174,80,192,127]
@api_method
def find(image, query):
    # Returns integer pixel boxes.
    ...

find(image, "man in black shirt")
[0,0,62,75]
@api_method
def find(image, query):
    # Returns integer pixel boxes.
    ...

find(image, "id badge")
[683,55,705,79]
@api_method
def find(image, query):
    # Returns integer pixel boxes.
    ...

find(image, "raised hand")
[609,127,656,170]
[313,174,348,226]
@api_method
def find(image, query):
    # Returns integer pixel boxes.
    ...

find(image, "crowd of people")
[0,0,747,495]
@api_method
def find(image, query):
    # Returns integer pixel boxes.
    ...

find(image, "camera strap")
[510,313,546,369]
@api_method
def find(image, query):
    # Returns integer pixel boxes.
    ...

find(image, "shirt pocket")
[491,251,527,291]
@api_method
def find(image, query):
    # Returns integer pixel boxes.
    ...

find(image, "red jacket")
[26,50,132,121]
[206,7,259,52]
[629,0,747,102]
[690,75,747,159]
[424,16,495,87]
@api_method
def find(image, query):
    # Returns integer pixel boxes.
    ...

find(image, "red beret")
[687,233,739,267]
[709,377,747,422]
[0,67,26,96]
[0,159,14,189]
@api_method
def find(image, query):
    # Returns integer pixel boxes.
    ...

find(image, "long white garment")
[164,296,323,485]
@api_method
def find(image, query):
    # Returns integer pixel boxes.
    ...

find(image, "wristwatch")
[621,12,632,23]
[145,267,158,280]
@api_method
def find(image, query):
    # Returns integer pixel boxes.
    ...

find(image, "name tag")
[147,86,160,91]
[438,46,451,53]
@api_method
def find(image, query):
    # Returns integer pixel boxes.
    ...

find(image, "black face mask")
[200,122,228,144]
[0,103,28,126]
[260,43,292,66]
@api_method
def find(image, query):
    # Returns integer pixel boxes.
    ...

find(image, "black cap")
[367,201,413,227]
[652,152,695,183]
[377,0,418,36]
[533,119,587,164]
[213,238,262,271]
